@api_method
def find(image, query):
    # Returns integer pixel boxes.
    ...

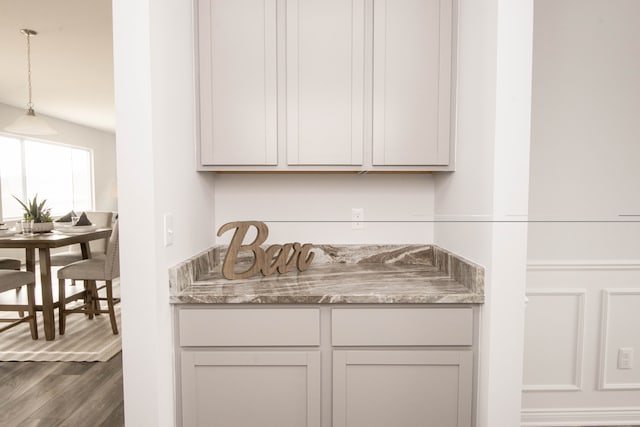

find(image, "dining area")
[0,210,120,343]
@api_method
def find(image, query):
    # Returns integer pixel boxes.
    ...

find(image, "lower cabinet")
[177,306,476,427]
[181,350,321,427]
[333,350,473,427]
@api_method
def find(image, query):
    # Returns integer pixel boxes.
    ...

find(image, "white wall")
[435,1,533,427]
[522,1,640,425]
[0,102,118,213]
[214,174,435,245]
[112,0,216,425]
[527,0,640,261]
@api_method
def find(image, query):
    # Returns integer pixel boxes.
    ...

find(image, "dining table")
[0,227,113,340]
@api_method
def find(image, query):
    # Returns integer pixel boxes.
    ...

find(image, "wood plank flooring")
[0,351,637,427]
[0,352,123,427]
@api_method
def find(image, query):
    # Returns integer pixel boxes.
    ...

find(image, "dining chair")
[0,258,21,270]
[58,219,120,335]
[50,211,114,267]
[1,257,25,317]
[0,270,38,339]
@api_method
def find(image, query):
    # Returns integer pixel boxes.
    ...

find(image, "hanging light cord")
[4,28,56,135]
[21,29,37,112]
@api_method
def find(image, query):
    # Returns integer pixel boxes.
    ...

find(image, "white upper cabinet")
[196,0,455,171]
[372,0,452,166]
[197,0,278,165]
[286,0,365,166]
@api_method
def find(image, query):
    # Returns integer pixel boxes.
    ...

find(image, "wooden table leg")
[38,248,55,341]
[80,242,92,259]
[25,248,36,273]
[23,249,36,320]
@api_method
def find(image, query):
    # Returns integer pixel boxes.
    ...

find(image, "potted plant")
[13,194,54,233]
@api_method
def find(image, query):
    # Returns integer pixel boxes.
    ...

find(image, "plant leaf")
[12,195,29,212]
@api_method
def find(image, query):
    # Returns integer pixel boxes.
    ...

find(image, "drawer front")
[331,308,473,346]
[179,308,320,347]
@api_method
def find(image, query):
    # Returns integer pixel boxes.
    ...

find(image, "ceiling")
[0,0,115,132]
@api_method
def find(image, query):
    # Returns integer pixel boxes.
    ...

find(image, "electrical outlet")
[352,208,364,230]
[618,347,634,369]
[164,213,174,247]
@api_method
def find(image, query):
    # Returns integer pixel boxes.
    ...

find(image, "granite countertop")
[169,245,484,304]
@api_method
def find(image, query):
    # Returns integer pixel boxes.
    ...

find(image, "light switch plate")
[618,347,634,369]
[352,208,364,230]
[164,213,174,247]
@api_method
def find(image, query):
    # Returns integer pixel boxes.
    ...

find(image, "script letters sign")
[217,221,315,280]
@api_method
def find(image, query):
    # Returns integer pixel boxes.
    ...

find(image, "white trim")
[528,260,640,271]
[601,382,640,390]
[599,289,640,390]
[521,406,640,426]
[522,384,580,391]
[523,289,586,392]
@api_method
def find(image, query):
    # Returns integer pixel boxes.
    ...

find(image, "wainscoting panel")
[599,289,640,390]
[522,261,640,427]
[523,289,585,391]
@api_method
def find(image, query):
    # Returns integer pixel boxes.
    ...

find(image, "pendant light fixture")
[4,29,56,136]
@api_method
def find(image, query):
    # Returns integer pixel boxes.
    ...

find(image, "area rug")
[0,302,121,362]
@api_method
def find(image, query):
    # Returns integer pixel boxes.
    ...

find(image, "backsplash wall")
[213,173,436,245]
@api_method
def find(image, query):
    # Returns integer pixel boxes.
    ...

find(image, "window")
[0,135,94,220]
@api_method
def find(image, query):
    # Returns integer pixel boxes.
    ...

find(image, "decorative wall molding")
[528,260,640,271]
[523,289,586,392]
[599,289,640,390]
[521,406,640,426]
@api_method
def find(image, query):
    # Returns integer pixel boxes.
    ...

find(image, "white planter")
[32,222,54,233]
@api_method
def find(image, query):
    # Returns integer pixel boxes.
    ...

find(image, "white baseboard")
[527,260,640,271]
[521,407,640,426]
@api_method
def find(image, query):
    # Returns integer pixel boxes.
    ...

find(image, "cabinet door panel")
[198,0,278,165]
[332,307,473,346]
[179,307,320,346]
[333,350,472,427]
[287,0,365,165]
[372,0,452,166]
[182,350,321,427]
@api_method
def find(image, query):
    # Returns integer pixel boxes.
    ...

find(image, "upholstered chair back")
[105,220,120,280]
[86,211,114,254]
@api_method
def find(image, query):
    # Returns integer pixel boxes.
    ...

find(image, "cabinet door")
[181,350,321,427]
[198,0,278,165]
[333,350,472,427]
[372,0,452,166]
[287,0,365,165]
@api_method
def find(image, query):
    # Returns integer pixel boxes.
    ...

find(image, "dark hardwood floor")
[0,352,123,427]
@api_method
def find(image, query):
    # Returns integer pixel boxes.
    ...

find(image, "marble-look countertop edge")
[170,295,485,304]
[169,244,485,305]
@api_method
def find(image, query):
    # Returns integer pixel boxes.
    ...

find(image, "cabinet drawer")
[331,308,473,346]
[179,308,320,347]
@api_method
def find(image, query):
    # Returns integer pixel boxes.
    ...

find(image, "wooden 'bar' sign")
[217,221,315,280]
